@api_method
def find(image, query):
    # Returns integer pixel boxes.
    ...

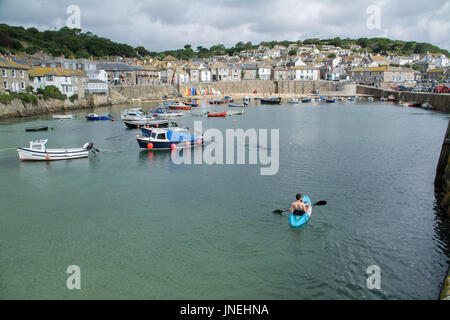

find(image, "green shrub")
[40,86,67,100]
[0,93,15,105]
[69,93,78,102]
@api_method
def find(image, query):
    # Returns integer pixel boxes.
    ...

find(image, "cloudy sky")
[0,0,449,51]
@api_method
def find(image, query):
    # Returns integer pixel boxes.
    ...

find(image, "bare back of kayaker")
[290,193,310,215]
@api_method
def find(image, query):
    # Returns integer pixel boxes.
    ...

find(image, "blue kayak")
[289,195,312,228]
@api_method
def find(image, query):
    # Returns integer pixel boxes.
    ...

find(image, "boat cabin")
[29,139,48,151]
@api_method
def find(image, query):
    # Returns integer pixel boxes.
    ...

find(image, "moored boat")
[25,126,48,132]
[123,118,169,129]
[52,114,73,120]
[209,99,226,105]
[136,127,203,150]
[301,97,312,103]
[387,95,396,102]
[260,97,281,105]
[152,107,183,119]
[325,97,336,103]
[228,102,245,108]
[421,102,434,110]
[17,139,94,161]
[288,195,312,228]
[168,102,191,110]
[207,111,227,117]
[85,113,111,120]
[288,98,300,104]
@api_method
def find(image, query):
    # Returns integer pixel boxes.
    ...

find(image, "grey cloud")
[0,0,448,51]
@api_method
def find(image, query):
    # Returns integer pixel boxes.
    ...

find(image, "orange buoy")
[156,124,159,128]
[197,139,202,145]
[136,134,139,138]
[185,141,190,146]
[147,143,153,149]
[137,125,140,128]
[170,144,176,149]
[45,154,50,159]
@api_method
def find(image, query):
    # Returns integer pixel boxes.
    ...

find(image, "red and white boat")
[207,112,227,117]
[169,102,191,110]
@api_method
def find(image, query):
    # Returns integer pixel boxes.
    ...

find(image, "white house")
[29,68,86,98]
[199,67,211,82]
[289,66,319,81]
[258,65,272,80]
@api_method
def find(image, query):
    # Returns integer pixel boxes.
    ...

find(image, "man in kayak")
[290,194,310,215]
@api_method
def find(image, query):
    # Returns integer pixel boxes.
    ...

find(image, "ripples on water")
[0,101,449,299]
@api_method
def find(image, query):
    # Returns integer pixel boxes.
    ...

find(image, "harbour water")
[0,101,449,299]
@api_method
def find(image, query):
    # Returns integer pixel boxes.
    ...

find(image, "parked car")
[433,85,449,93]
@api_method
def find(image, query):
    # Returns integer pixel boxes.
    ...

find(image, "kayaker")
[290,194,310,215]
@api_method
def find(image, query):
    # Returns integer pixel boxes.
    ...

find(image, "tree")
[288,49,297,56]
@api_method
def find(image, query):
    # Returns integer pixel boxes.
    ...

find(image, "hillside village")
[1,42,449,99]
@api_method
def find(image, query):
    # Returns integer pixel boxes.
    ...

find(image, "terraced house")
[0,57,30,93]
[29,68,86,98]
[350,66,415,85]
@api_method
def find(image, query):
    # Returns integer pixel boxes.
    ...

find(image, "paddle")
[272,200,327,215]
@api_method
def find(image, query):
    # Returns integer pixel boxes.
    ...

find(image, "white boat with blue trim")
[17,139,94,161]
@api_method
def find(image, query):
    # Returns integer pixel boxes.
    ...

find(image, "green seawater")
[0,101,449,299]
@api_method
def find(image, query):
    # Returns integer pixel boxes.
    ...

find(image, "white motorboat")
[52,114,73,120]
[17,139,94,161]
[120,108,149,121]
[288,98,300,104]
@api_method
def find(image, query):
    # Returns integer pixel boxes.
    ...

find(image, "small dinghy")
[123,118,169,129]
[421,102,434,110]
[301,97,312,103]
[17,139,95,161]
[25,126,48,132]
[207,111,227,117]
[85,113,111,120]
[52,114,73,120]
[228,102,245,108]
[288,98,300,104]
[288,195,312,228]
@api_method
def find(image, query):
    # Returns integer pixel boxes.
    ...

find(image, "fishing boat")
[421,102,434,110]
[367,97,374,101]
[25,126,48,132]
[228,102,245,108]
[347,97,355,102]
[185,100,199,107]
[52,114,73,120]
[288,195,312,228]
[17,139,94,161]
[387,95,396,102]
[336,96,344,101]
[85,113,111,120]
[152,107,183,119]
[260,97,281,105]
[325,97,336,103]
[207,111,227,117]
[136,127,203,150]
[123,118,169,129]
[168,102,191,110]
[288,98,300,104]
[243,96,251,102]
[301,97,312,103]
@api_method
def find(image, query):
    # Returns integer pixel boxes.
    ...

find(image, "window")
[20,70,24,78]
[21,81,25,89]
[157,133,166,140]
[2,69,6,77]
[11,69,16,77]
[3,81,7,89]
[46,75,54,81]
